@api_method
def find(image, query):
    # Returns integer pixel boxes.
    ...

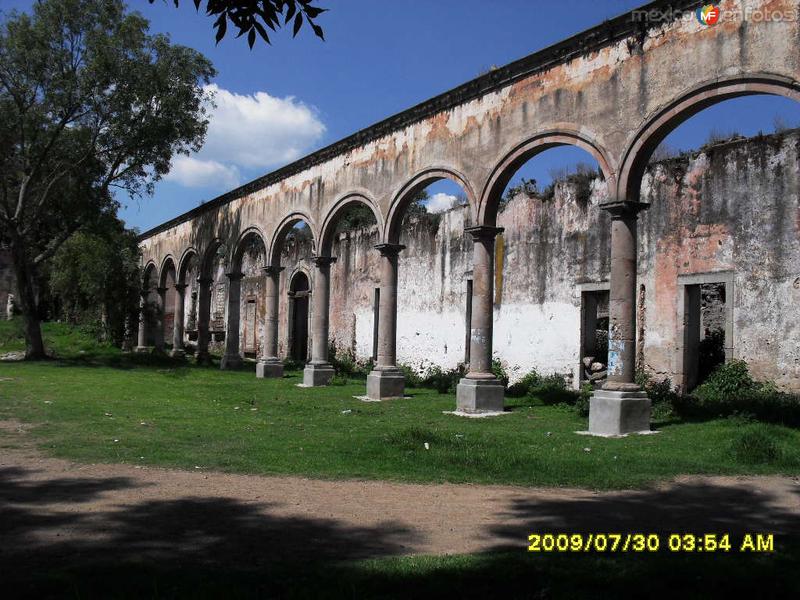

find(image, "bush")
[729,425,782,464]
[423,364,466,394]
[491,358,509,389]
[694,359,754,402]
[686,360,800,427]
[397,363,423,388]
[283,358,306,371]
[575,383,593,417]
[527,374,578,406]
[635,372,680,421]
[507,369,541,398]
[329,344,372,379]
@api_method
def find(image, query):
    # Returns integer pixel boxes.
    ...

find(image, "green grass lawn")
[1,320,798,490]
[13,546,799,599]
[2,321,799,598]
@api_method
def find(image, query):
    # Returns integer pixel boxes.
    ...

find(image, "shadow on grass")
[22,349,264,375]
[0,465,422,598]
[1,463,798,598]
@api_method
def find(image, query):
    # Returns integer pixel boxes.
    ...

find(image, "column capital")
[374,243,405,257]
[156,286,168,294]
[225,271,244,281]
[599,199,650,219]
[174,283,188,292]
[464,225,504,241]
[262,265,285,276]
[197,276,214,285]
[310,255,337,268]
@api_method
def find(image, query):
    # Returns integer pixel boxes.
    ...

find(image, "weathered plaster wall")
[640,131,800,390]
[138,0,800,274]
[135,0,799,392]
[266,131,798,390]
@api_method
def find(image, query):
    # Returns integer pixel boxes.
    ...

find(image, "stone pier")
[303,257,336,386]
[257,266,284,378]
[170,283,187,358]
[195,276,212,365]
[589,201,651,436]
[366,244,406,400]
[220,272,243,370]
[456,226,505,413]
[135,293,150,353]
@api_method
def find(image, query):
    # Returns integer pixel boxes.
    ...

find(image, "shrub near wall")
[678,360,800,426]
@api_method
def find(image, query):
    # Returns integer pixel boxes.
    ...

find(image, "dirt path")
[1,419,799,571]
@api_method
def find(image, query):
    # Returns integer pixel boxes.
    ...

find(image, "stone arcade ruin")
[137,0,800,435]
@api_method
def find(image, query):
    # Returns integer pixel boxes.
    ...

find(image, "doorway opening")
[288,271,310,363]
[678,273,733,391]
[243,298,257,357]
[579,285,610,385]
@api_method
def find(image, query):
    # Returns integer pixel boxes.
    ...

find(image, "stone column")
[122,308,134,352]
[135,292,149,353]
[220,272,243,370]
[589,200,651,436]
[456,226,505,413]
[257,266,284,378]
[366,243,406,400]
[170,283,187,358]
[303,256,336,386]
[196,277,213,365]
[286,291,296,360]
[154,287,166,352]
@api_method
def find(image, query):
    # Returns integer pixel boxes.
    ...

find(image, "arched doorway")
[482,133,613,388]
[618,84,800,391]
[288,271,310,363]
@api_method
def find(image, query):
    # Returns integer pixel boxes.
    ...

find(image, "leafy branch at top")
[151,0,328,48]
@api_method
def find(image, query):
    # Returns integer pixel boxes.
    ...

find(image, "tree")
[49,217,141,345]
[152,0,328,48]
[0,0,216,358]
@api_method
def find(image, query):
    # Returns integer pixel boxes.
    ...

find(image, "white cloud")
[426,192,458,214]
[166,83,326,189]
[200,83,325,169]
[164,156,241,189]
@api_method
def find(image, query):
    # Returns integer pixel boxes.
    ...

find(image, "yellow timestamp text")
[526,533,774,553]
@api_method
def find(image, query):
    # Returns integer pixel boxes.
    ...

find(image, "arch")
[289,269,311,293]
[268,211,318,266]
[158,255,177,289]
[384,166,478,244]
[199,238,226,280]
[177,247,199,285]
[142,260,158,290]
[318,191,383,256]
[287,268,312,363]
[618,73,800,202]
[478,127,615,226]
[230,225,268,273]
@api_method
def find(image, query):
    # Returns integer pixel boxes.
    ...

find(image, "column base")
[366,368,405,400]
[169,348,186,359]
[303,363,335,386]
[220,353,243,370]
[456,378,505,413]
[256,359,284,378]
[588,389,651,436]
[195,351,212,366]
[134,346,151,354]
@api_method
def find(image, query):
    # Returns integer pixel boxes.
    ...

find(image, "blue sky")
[4,0,799,231]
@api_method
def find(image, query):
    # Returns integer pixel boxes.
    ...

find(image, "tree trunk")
[8,230,47,359]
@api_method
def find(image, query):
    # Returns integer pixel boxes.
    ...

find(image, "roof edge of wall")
[138,0,695,242]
